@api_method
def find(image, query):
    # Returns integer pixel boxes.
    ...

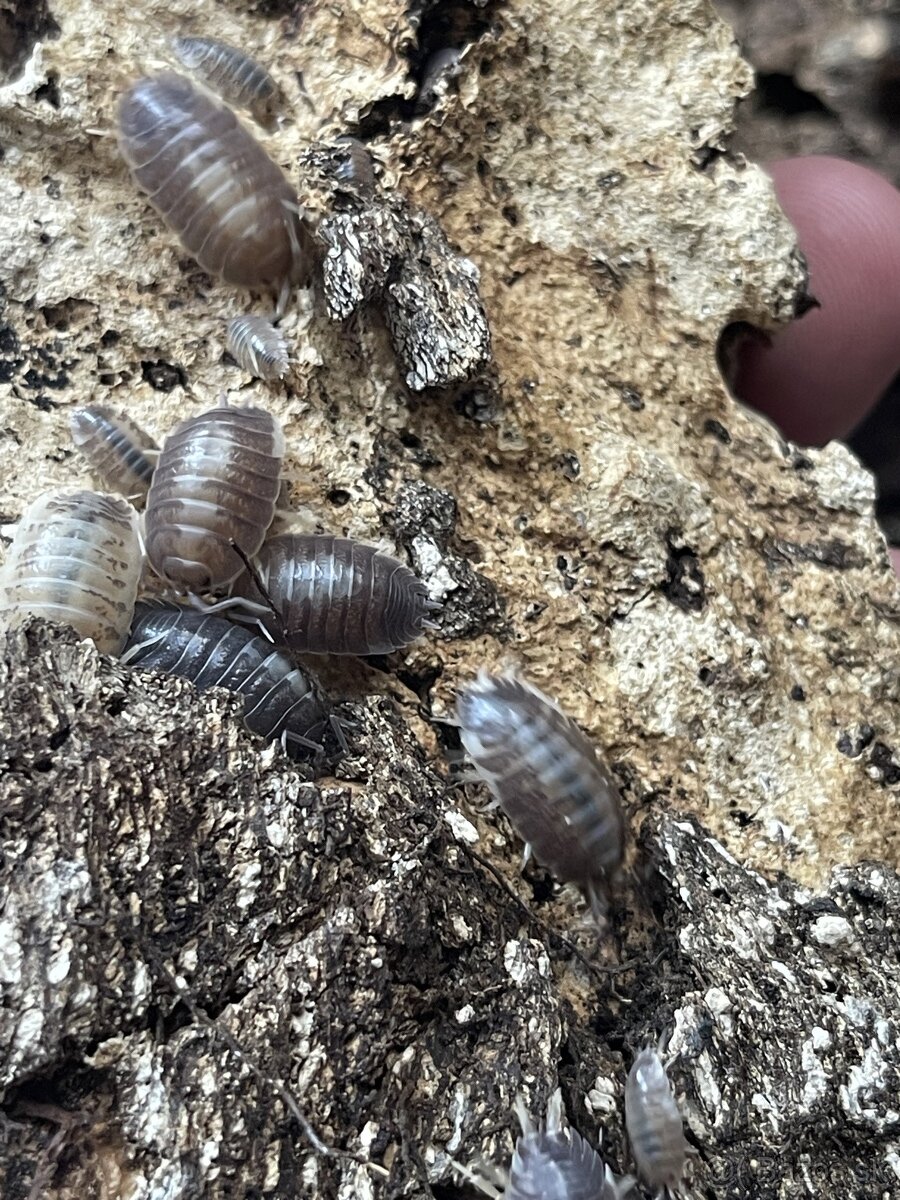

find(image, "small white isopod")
[453,1088,634,1200]
[226,314,291,380]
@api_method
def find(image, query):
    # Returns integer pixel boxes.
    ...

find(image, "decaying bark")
[1,0,900,1196]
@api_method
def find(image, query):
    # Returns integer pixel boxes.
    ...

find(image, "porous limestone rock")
[1,0,899,1197]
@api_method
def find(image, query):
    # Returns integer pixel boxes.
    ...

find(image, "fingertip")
[734,156,900,445]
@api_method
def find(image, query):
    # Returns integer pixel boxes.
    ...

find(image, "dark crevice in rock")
[0,1,59,86]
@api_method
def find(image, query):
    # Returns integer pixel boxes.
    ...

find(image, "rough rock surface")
[1,0,900,1197]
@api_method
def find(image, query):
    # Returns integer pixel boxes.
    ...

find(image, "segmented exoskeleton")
[226,314,290,380]
[117,72,308,311]
[0,489,142,654]
[144,401,284,594]
[455,671,625,893]
[625,1047,686,1197]
[453,1088,634,1200]
[69,404,158,505]
[171,35,284,131]
[234,533,438,655]
[123,602,327,754]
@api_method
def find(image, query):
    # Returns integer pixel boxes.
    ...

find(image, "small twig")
[139,939,387,1175]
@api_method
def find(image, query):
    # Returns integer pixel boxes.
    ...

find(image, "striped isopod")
[0,490,142,654]
[625,1048,686,1197]
[117,72,308,309]
[226,314,290,380]
[69,404,158,505]
[144,401,284,594]
[123,602,326,754]
[332,136,376,193]
[170,35,284,131]
[233,533,438,655]
[454,1089,633,1200]
[456,671,625,893]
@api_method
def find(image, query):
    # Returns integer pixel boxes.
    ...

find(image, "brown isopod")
[226,314,290,380]
[455,671,625,900]
[0,489,142,654]
[144,400,284,594]
[117,72,308,310]
[69,404,158,505]
[233,533,439,655]
[170,35,284,131]
[625,1046,687,1197]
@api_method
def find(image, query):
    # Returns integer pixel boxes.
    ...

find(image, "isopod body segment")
[0,489,142,654]
[624,1048,686,1196]
[117,72,308,303]
[454,1089,633,1200]
[144,402,284,594]
[171,35,284,131]
[226,314,290,380]
[234,533,437,656]
[123,602,327,754]
[455,671,625,890]
[69,404,158,505]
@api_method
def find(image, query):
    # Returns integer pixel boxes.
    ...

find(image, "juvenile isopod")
[453,1088,633,1200]
[226,314,290,380]
[0,489,142,654]
[117,72,309,309]
[332,136,376,193]
[69,404,158,504]
[144,400,284,594]
[233,533,438,655]
[455,671,625,896]
[625,1047,686,1197]
[171,35,284,131]
[123,602,327,754]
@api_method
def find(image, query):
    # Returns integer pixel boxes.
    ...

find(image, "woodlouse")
[117,72,308,309]
[123,602,326,754]
[226,314,290,380]
[171,35,284,131]
[455,671,625,894]
[144,401,284,594]
[625,1047,686,1197]
[69,404,158,504]
[0,489,142,654]
[233,533,438,655]
[454,1089,633,1200]
[333,136,376,193]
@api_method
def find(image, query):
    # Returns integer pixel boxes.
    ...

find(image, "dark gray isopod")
[123,602,327,755]
[69,404,158,505]
[456,671,625,892]
[625,1048,686,1196]
[454,1089,633,1200]
[332,136,376,193]
[234,533,437,655]
[117,72,308,310]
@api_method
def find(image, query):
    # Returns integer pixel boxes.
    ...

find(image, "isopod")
[454,1088,633,1200]
[333,136,376,194]
[144,400,284,594]
[69,404,158,504]
[123,602,326,754]
[226,314,290,380]
[0,489,142,654]
[455,671,625,893]
[233,533,438,655]
[117,72,308,309]
[171,35,284,131]
[625,1047,686,1197]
